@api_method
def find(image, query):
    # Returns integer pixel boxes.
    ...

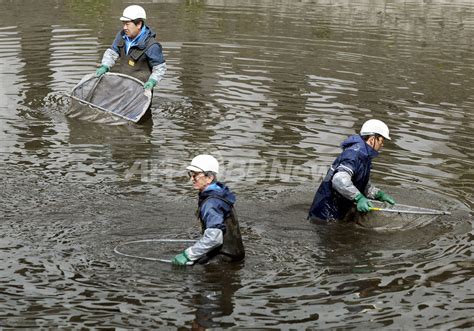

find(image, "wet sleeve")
[184,228,224,261]
[149,62,167,83]
[364,180,380,199]
[332,170,360,200]
[100,48,119,68]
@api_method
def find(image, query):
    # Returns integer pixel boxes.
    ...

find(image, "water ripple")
[1,0,473,328]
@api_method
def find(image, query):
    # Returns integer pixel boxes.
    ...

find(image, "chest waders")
[195,196,245,264]
[116,37,160,83]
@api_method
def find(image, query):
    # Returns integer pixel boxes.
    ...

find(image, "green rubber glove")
[171,251,190,266]
[95,65,109,77]
[143,78,157,90]
[354,193,373,213]
[375,190,396,205]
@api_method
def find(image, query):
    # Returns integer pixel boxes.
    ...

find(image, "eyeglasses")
[188,171,205,180]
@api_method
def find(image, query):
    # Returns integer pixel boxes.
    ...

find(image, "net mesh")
[68,73,152,123]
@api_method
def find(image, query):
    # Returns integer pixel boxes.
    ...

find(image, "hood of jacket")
[340,134,379,159]
[199,182,236,205]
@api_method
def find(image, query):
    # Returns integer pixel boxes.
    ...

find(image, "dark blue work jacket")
[308,135,379,221]
[197,182,245,262]
[198,182,236,232]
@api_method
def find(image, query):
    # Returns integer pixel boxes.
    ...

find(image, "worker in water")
[172,155,245,266]
[95,5,166,90]
[308,119,396,222]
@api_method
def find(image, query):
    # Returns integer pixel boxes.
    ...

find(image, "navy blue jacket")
[198,182,236,233]
[308,135,379,221]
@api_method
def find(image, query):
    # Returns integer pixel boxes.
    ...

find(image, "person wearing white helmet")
[96,5,166,90]
[308,119,396,222]
[172,155,245,265]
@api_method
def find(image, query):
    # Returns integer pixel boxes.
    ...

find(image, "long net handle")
[113,239,196,266]
[369,207,450,215]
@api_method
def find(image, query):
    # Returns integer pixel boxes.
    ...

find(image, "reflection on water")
[1,0,473,328]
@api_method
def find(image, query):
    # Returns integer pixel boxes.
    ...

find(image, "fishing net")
[354,201,450,231]
[68,73,152,123]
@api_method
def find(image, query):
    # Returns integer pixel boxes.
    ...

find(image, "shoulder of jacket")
[145,39,161,50]
[202,194,232,207]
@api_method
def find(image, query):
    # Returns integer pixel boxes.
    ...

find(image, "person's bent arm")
[185,228,223,261]
[149,62,167,83]
[332,171,373,212]
[332,170,359,200]
[143,63,166,90]
[100,48,119,68]
[364,181,379,199]
[172,200,227,265]
[143,43,166,89]
[96,49,119,77]
[365,181,395,204]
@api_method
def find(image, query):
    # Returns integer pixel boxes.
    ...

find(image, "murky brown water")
[1,0,473,328]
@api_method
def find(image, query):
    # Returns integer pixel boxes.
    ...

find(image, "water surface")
[0,0,473,328]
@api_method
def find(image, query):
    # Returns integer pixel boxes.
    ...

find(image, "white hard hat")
[120,5,146,21]
[186,155,219,173]
[360,119,391,140]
